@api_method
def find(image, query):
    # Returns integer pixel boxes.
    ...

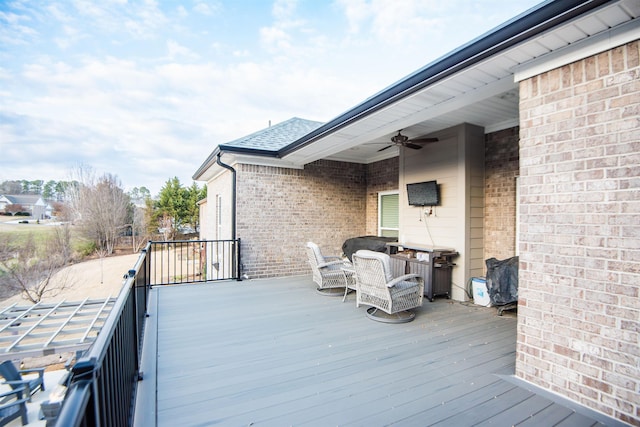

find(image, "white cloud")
[0,11,38,46]
[54,24,85,49]
[368,0,443,45]
[232,49,250,58]
[166,40,199,60]
[259,0,309,54]
[0,0,542,194]
[335,0,444,46]
[193,2,220,16]
[334,0,370,34]
[177,5,188,18]
[272,0,297,21]
[259,26,291,52]
[67,0,168,39]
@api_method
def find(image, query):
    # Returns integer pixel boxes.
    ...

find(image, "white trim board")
[514,18,640,82]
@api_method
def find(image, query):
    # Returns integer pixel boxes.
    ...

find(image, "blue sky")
[1,0,541,196]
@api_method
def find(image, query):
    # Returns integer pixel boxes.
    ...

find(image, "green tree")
[43,180,57,199]
[55,181,72,201]
[154,178,205,238]
[155,177,187,239]
[185,182,206,233]
[128,186,152,205]
[21,179,43,194]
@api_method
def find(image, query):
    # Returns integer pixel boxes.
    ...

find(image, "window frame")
[378,190,399,238]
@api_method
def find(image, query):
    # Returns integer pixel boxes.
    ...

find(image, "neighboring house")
[194,0,638,423]
[45,202,53,219]
[0,194,48,219]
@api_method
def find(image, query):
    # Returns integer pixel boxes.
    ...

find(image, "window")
[378,191,399,238]
[216,194,222,239]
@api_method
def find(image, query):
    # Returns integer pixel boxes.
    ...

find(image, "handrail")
[53,239,241,426]
[55,242,151,427]
[149,239,241,284]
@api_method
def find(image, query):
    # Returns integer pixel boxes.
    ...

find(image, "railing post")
[236,238,242,281]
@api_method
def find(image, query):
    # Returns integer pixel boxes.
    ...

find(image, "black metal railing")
[55,245,150,427]
[53,239,241,426]
[149,239,241,284]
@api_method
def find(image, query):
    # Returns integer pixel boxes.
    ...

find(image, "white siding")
[399,123,485,301]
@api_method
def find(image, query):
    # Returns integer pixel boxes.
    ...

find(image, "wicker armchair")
[305,242,353,296]
[352,250,424,323]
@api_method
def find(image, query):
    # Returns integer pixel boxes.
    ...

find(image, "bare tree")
[132,205,151,252]
[66,166,131,255]
[0,227,74,303]
[53,223,73,263]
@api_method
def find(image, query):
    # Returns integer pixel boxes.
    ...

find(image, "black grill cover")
[342,236,396,261]
[485,256,519,306]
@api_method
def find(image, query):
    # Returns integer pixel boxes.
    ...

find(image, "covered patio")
[133,276,617,426]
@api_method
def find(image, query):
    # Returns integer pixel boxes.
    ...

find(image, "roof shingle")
[220,117,324,152]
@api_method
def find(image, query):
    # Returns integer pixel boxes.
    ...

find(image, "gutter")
[216,153,236,241]
[193,145,280,181]
[277,0,612,157]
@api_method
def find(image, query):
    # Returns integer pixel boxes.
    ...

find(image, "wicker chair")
[305,242,353,297]
[352,250,424,323]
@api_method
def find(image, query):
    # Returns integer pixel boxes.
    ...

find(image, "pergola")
[0,297,116,362]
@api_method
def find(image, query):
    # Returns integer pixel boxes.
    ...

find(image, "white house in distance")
[0,194,49,219]
[195,1,639,424]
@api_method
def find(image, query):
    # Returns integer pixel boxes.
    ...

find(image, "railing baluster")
[55,239,242,427]
[146,239,240,285]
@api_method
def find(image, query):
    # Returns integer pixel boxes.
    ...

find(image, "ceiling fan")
[375,130,438,152]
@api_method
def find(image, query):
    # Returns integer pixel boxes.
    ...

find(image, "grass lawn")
[0,216,93,255]
[0,216,57,242]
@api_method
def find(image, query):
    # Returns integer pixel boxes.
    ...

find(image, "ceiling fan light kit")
[376,130,438,152]
[391,132,409,144]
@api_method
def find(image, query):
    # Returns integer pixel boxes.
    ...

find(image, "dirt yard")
[0,252,140,307]
[0,216,141,306]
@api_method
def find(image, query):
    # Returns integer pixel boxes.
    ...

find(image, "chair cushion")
[354,250,393,284]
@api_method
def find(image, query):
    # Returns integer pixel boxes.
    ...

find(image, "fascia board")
[514,18,640,82]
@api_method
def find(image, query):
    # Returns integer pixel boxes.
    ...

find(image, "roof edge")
[192,145,282,181]
[277,0,611,157]
[192,146,221,181]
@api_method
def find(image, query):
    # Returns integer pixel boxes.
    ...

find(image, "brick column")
[517,41,639,424]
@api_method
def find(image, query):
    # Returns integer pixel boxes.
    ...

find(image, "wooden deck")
[133,276,620,427]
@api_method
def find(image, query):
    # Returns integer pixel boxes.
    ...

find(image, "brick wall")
[365,157,399,235]
[517,41,639,424]
[484,127,519,261]
[236,160,367,279]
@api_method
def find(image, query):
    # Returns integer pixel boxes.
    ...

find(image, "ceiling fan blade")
[405,143,423,150]
[377,145,394,152]
[409,137,439,144]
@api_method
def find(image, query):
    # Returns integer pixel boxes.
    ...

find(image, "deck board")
[134,276,621,426]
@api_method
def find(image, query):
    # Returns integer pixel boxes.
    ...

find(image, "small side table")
[341,265,356,302]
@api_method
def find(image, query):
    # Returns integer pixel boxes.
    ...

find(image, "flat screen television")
[407,180,439,206]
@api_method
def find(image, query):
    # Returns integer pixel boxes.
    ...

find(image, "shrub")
[76,240,97,257]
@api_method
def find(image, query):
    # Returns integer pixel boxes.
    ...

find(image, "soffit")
[282,0,638,166]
